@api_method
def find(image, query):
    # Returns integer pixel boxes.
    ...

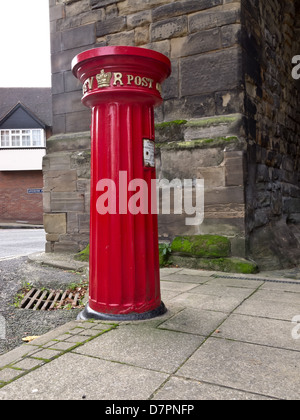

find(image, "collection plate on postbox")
[143,139,155,168]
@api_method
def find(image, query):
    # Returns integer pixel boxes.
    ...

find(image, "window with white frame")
[0,129,45,148]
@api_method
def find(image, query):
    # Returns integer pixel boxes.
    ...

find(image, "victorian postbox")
[72,47,171,320]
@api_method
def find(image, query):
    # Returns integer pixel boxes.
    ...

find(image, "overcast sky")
[0,0,51,87]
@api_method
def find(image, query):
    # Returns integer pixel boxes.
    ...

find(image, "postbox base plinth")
[77,302,167,322]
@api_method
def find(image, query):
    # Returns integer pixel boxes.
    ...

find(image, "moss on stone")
[155,120,188,143]
[74,244,90,262]
[155,115,239,130]
[155,136,239,151]
[201,257,259,274]
[171,255,259,274]
[155,120,188,129]
[75,243,171,267]
[185,115,238,128]
[171,235,231,258]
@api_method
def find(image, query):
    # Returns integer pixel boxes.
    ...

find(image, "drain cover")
[20,288,82,310]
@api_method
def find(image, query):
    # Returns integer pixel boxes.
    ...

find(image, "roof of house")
[0,103,48,130]
[0,88,52,128]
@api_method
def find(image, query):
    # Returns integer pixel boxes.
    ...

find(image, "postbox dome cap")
[72,46,171,83]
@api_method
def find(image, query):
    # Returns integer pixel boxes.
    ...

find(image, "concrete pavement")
[0,229,45,259]
[0,260,300,400]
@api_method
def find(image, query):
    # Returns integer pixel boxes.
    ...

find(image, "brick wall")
[0,171,43,223]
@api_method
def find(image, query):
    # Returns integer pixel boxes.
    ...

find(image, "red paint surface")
[72,47,171,315]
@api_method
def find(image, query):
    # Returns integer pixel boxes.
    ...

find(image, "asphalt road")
[0,256,85,355]
[0,229,88,355]
[0,229,46,259]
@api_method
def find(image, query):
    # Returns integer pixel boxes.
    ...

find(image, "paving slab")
[0,344,40,367]
[0,352,168,400]
[12,358,44,370]
[0,368,25,383]
[1,265,300,400]
[30,348,63,361]
[169,291,247,313]
[117,302,185,329]
[21,321,81,347]
[160,280,199,293]
[158,308,227,336]
[161,281,199,301]
[212,313,300,351]
[260,269,300,281]
[191,283,256,299]
[74,324,204,374]
[180,269,218,277]
[161,289,183,301]
[153,376,273,400]
[248,289,300,304]
[260,282,300,293]
[236,296,300,321]
[160,273,211,284]
[177,337,300,400]
[42,341,78,351]
[159,268,184,276]
[205,276,264,289]
[28,252,88,272]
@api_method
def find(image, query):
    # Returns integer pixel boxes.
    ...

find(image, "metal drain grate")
[20,288,81,310]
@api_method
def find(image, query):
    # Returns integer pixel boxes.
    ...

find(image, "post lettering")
[127,75,134,85]
[83,77,94,94]
[147,78,153,89]
[135,76,142,86]
[113,73,124,86]
[85,73,157,92]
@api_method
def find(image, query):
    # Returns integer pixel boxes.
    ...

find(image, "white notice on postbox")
[143,139,155,168]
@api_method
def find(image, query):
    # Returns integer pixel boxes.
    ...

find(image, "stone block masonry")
[242,0,300,269]
[49,0,243,134]
[44,116,247,256]
[43,132,91,253]
[45,0,300,269]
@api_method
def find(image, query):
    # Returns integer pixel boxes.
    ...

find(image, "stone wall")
[155,114,247,257]
[45,0,300,269]
[242,0,300,268]
[46,0,246,256]
[43,116,247,255]
[49,0,243,133]
[43,132,91,252]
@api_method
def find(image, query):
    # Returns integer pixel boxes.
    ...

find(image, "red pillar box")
[72,47,171,320]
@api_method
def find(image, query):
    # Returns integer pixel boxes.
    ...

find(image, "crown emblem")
[96,69,112,88]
